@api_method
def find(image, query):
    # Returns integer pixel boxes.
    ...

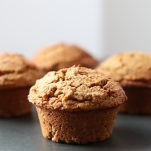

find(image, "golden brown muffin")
[32,43,98,72]
[28,66,126,144]
[0,52,43,117]
[97,51,151,114]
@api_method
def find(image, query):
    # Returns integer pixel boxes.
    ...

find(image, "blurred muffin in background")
[97,51,151,114]
[0,52,43,117]
[32,43,98,72]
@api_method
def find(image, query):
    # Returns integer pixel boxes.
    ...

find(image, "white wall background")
[104,0,151,56]
[0,0,103,59]
[0,0,151,59]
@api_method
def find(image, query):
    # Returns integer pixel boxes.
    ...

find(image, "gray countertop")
[0,109,151,151]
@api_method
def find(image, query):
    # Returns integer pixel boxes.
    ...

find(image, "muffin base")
[36,107,118,144]
[0,87,32,117]
[119,86,151,114]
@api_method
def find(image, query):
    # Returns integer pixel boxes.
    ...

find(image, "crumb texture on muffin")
[0,52,42,88]
[33,43,98,71]
[29,66,126,110]
[97,51,151,85]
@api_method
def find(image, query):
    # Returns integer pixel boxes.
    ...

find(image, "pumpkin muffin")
[32,43,98,72]
[0,52,43,117]
[28,66,126,144]
[97,51,151,114]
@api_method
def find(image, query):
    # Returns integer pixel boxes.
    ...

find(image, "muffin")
[0,52,43,117]
[28,66,126,144]
[97,51,151,114]
[32,43,98,72]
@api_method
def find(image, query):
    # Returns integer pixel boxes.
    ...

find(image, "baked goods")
[97,51,151,114]
[32,43,98,72]
[28,66,126,144]
[0,52,43,117]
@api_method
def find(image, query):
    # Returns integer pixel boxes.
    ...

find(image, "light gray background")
[0,0,151,59]
[104,0,151,56]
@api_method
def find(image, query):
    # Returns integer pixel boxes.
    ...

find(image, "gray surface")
[0,110,151,151]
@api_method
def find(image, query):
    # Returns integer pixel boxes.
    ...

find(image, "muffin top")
[32,43,98,71]
[29,66,126,111]
[0,52,43,89]
[97,51,151,86]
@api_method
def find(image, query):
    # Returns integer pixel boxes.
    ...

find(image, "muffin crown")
[33,43,98,71]
[97,51,151,86]
[0,52,43,88]
[29,66,126,111]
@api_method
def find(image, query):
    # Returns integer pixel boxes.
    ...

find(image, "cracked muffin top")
[0,52,43,89]
[28,66,126,111]
[97,51,151,86]
[32,43,98,71]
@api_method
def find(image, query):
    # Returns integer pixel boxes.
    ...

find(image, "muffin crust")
[97,51,151,86]
[29,66,126,111]
[0,52,43,89]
